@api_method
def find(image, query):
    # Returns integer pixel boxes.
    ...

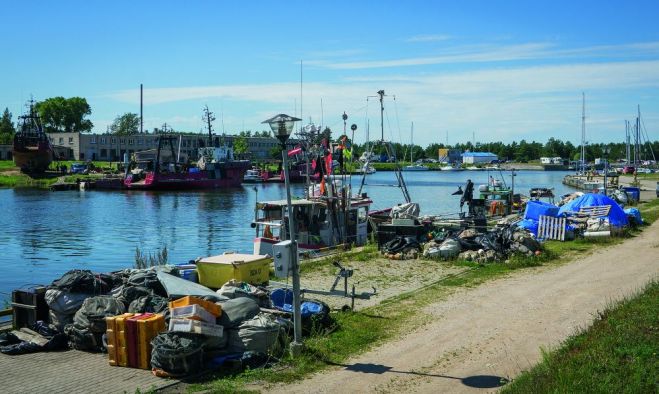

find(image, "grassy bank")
[502,280,658,394]
[192,200,659,392]
[0,160,120,188]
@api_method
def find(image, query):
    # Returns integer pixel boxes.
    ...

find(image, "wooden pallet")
[577,205,611,218]
[538,215,567,241]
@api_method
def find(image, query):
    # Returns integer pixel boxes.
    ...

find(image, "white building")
[462,152,498,164]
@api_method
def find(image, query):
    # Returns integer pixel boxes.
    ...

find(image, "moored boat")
[12,100,54,173]
[243,168,263,183]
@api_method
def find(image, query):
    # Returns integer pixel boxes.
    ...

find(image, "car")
[70,163,88,174]
[622,166,635,174]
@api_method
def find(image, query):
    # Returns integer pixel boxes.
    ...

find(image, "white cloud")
[104,59,659,145]
[406,34,452,43]
[313,41,659,70]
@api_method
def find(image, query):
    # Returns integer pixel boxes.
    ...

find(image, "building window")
[90,136,97,144]
[100,137,106,144]
[137,139,143,145]
[128,139,134,145]
[120,138,126,144]
[59,137,64,144]
[68,137,74,144]
[111,138,116,144]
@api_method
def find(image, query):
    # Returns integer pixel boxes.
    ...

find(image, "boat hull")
[12,144,53,173]
[124,164,249,190]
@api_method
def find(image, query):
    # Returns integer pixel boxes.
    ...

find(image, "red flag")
[287,146,302,157]
[320,177,326,195]
[325,152,333,174]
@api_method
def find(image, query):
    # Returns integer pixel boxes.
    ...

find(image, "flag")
[320,177,326,195]
[325,152,333,174]
[287,146,302,157]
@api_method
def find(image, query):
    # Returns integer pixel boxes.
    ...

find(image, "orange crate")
[168,295,221,317]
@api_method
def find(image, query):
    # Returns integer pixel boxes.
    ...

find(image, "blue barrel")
[622,187,640,201]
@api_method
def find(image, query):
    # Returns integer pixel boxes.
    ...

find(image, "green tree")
[233,135,249,158]
[35,96,93,133]
[0,108,15,144]
[110,113,140,135]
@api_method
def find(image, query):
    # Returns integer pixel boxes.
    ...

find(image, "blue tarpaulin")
[558,193,629,227]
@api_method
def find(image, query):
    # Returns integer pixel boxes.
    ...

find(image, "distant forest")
[351,138,659,163]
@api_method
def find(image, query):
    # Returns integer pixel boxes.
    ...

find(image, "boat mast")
[625,120,631,165]
[581,92,586,174]
[203,105,215,147]
[410,122,414,164]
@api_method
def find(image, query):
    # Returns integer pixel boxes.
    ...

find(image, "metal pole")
[282,144,302,352]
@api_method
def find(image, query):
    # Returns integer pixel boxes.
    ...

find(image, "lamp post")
[602,146,610,196]
[262,113,303,354]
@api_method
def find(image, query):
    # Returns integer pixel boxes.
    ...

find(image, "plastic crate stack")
[167,296,224,338]
[106,313,166,369]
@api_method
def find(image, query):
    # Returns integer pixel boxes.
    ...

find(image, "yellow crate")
[196,253,271,288]
[136,314,166,370]
[106,313,135,367]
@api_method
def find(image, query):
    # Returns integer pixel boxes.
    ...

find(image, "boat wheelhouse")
[252,193,372,256]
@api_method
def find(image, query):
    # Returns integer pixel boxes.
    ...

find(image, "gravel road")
[265,216,659,394]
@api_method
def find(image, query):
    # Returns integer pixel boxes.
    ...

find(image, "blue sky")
[2,0,658,147]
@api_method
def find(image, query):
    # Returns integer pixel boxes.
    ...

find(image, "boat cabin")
[252,196,371,256]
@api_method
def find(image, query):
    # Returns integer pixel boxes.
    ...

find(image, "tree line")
[1,97,656,163]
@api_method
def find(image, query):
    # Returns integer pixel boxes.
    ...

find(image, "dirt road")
[266,219,659,394]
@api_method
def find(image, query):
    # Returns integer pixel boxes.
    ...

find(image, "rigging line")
[393,95,403,154]
[639,114,657,161]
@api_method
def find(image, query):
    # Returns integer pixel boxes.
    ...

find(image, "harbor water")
[0,170,575,304]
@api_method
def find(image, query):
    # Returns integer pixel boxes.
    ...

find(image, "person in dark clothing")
[460,179,474,214]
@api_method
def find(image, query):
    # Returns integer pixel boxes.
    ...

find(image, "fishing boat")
[243,168,263,183]
[123,107,250,190]
[252,189,373,256]
[402,122,429,171]
[12,100,54,173]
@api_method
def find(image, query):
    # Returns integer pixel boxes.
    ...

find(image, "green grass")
[502,280,658,394]
[193,201,659,392]
[0,159,120,188]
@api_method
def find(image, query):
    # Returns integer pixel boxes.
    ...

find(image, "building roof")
[462,152,497,157]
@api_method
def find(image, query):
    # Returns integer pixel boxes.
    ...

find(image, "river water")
[0,170,575,303]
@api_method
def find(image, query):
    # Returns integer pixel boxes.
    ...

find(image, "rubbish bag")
[217,297,261,328]
[128,294,169,314]
[383,236,421,254]
[438,238,461,258]
[45,289,93,331]
[226,312,287,354]
[127,270,167,297]
[217,280,270,307]
[150,332,205,376]
[50,269,114,294]
[66,295,125,351]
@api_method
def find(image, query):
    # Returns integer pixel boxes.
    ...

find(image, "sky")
[1,0,659,147]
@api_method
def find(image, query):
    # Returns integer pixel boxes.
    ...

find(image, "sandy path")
[266,218,659,394]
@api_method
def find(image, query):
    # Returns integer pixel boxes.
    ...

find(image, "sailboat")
[403,122,429,171]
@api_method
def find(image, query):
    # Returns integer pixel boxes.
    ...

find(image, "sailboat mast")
[625,120,631,164]
[581,93,586,173]
[378,90,385,141]
[410,122,414,163]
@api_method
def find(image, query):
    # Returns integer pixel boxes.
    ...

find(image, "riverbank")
[0,160,120,188]
[183,198,658,393]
